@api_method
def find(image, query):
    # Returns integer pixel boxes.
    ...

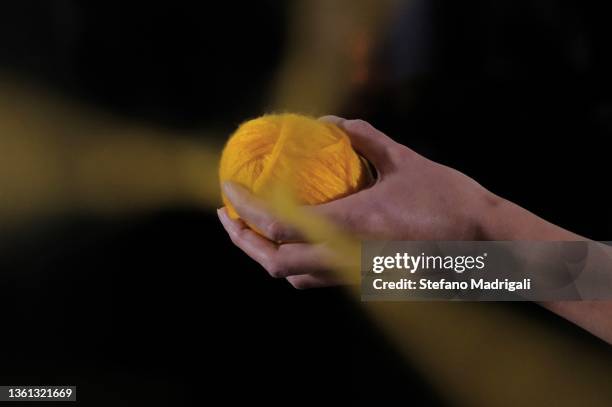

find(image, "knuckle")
[227,230,242,246]
[391,143,415,160]
[379,144,413,172]
[232,228,249,243]
[265,220,285,242]
[265,259,289,278]
[345,119,373,134]
[319,114,344,124]
[340,207,366,230]
[365,210,388,232]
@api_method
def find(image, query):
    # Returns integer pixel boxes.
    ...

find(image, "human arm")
[217,116,612,344]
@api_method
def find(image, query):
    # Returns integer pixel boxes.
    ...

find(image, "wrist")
[475,192,583,241]
[475,192,517,240]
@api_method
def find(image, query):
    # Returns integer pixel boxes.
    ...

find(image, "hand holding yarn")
[219,114,372,225]
[218,116,498,288]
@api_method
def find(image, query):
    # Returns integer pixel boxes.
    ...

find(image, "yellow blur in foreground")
[0,80,220,227]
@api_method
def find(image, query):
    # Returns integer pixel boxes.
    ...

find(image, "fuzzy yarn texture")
[219,113,370,219]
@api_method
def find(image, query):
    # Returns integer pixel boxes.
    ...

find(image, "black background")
[0,1,611,405]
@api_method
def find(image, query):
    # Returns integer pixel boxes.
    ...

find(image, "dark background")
[0,1,611,405]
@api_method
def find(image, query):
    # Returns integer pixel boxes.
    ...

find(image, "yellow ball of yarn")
[219,113,370,219]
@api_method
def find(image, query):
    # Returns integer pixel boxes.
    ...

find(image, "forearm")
[480,194,612,344]
[480,195,584,241]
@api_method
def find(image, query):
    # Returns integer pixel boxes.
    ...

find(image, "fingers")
[319,116,401,174]
[303,191,366,230]
[318,115,346,126]
[223,180,367,243]
[222,182,303,242]
[218,207,333,279]
[222,180,363,240]
[217,206,279,268]
[286,273,347,289]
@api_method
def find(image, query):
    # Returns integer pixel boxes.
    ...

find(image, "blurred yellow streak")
[271,0,398,114]
[266,184,361,283]
[0,79,221,229]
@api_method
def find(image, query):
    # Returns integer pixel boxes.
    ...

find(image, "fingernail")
[217,209,231,230]
[217,207,229,220]
[222,181,236,199]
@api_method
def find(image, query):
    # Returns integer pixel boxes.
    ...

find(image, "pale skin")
[217,116,612,344]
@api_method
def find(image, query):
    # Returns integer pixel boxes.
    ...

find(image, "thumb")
[304,187,372,232]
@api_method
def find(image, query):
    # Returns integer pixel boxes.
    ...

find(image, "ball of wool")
[219,113,370,219]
